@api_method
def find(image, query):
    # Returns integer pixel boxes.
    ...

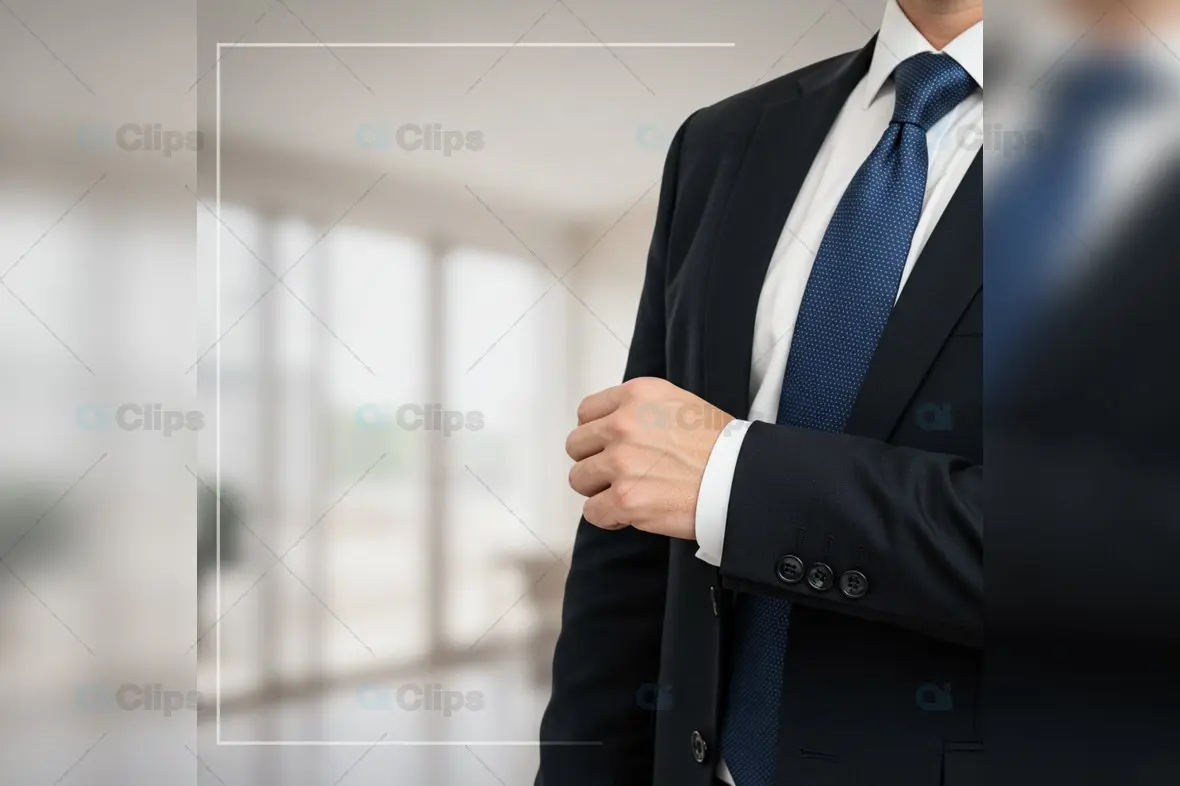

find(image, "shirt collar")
[861,0,984,110]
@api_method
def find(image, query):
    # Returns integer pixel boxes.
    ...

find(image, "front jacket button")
[776,554,805,584]
[806,562,834,591]
[839,569,868,599]
[690,730,708,764]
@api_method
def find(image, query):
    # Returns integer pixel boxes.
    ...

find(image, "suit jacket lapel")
[703,41,875,419]
[844,152,983,440]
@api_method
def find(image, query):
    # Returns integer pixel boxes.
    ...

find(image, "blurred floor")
[203,658,548,786]
[0,657,549,786]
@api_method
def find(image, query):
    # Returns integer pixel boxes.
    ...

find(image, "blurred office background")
[0,1,883,784]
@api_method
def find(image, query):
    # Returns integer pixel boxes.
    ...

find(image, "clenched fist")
[566,377,735,540]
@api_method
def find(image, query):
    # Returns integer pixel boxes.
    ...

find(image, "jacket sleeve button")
[690,730,709,764]
[806,562,834,591]
[776,555,805,584]
[839,569,868,599]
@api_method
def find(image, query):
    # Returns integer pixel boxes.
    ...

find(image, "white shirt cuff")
[694,419,752,566]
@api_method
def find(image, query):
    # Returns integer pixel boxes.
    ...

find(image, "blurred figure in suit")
[986,1,1180,783]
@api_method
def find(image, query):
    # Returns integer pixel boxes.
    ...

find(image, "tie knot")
[892,52,976,131]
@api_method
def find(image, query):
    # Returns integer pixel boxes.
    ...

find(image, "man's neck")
[897,0,983,49]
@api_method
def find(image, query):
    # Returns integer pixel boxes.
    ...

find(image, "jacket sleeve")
[535,115,694,786]
[719,422,984,648]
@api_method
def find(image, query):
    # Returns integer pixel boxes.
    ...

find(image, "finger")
[565,419,609,461]
[583,488,628,530]
[576,384,626,425]
[568,451,614,498]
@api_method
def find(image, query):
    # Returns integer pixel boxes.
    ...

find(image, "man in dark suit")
[538,1,984,784]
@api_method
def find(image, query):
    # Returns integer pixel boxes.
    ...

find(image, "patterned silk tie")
[720,53,976,786]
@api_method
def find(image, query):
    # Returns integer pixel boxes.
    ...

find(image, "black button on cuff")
[776,555,805,584]
[806,562,834,591]
[839,569,868,599]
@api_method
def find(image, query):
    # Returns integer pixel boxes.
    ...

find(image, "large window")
[197,208,567,739]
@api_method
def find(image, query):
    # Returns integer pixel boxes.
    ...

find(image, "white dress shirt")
[696,2,982,783]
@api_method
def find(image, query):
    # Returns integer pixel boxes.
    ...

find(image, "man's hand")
[566,377,735,540]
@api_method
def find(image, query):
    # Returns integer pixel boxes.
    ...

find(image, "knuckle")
[601,415,626,442]
[605,447,630,476]
[625,376,656,397]
[614,497,636,521]
[610,485,632,512]
[582,498,602,526]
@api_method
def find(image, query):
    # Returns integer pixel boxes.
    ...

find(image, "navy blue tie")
[720,53,976,786]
